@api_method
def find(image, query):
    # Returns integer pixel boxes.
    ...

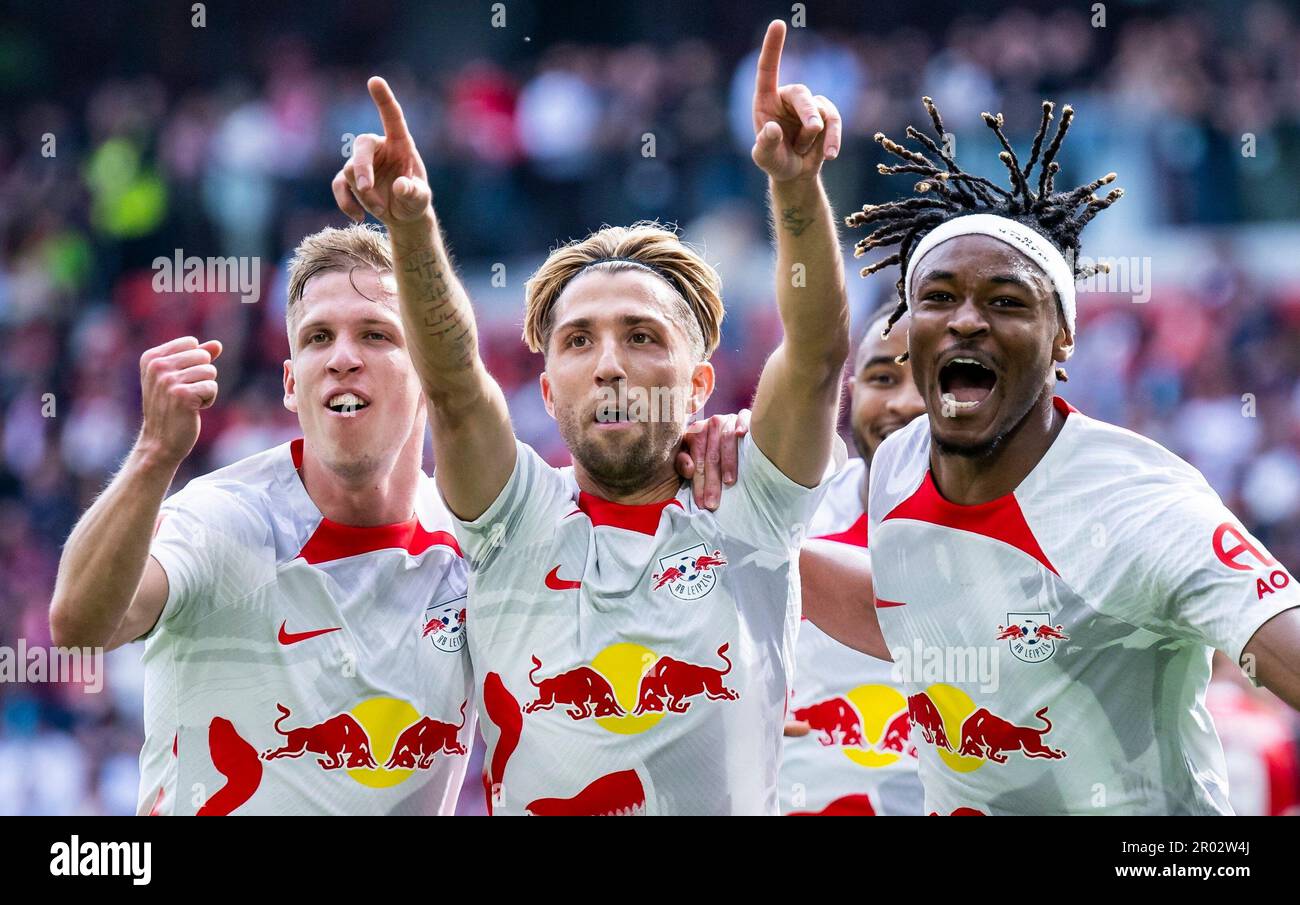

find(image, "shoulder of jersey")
[1042,408,1217,504]
[167,441,285,516]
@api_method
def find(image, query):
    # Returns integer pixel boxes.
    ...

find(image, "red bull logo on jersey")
[523,641,739,735]
[996,612,1068,663]
[792,684,918,768]
[422,598,467,653]
[907,686,1068,773]
[259,697,468,789]
[651,544,727,600]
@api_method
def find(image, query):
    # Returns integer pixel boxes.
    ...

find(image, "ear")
[686,361,716,416]
[283,359,298,413]
[540,371,556,420]
[1052,322,1075,364]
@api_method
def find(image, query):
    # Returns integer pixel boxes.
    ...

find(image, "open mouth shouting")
[937,354,998,417]
[324,390,371,417]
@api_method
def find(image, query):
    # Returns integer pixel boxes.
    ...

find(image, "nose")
[593,336,627,385]
[327,334,364,375]
[947,296,990,340]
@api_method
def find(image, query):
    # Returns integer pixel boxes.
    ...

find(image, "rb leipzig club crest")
[423,597,468,653]
[995,612,1068,663]
[650,544,727,601]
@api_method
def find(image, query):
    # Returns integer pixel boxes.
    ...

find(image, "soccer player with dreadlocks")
[845,97,1300,814]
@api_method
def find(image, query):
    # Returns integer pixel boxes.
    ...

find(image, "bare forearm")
[799,540,891,661]
[770,176,849,370]
[51,443,177,646]
[388,213,486,408]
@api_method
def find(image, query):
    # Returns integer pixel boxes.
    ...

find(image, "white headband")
[903,213,1076,334]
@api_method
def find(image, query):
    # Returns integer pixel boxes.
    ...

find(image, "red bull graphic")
[186,697,466,812]
[793,685,917,767]
[997,612,1068,663]
[957,706,1066,763]
[263,703,378,770]
[793,696,866,747]
[525,656,627,719]
[384,701,469,768]
[651,543,727,600]
[908,687,1068,771]
[908,692,952,751]
[525,769,647,816]
[880,710,912,754]
[517,641,742,736]
[633,643,738,714]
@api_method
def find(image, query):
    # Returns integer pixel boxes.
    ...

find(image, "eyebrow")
[915,270,1040,293]
[298,316,396,334]
[858,354,901,372]
[553,312,670,333]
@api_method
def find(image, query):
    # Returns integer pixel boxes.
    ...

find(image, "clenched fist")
[137,336,222,467]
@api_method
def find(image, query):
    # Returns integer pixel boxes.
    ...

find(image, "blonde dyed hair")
[523,223,724,360]
[285,223,394,340]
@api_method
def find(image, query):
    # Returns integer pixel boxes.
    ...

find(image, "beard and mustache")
[553,394,687,496]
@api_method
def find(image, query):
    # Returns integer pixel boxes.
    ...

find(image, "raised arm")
[49,337,221,650]
[333,77,514,520]
[747,20,850,487]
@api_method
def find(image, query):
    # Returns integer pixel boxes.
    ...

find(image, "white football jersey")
[453,434,825,815]
[140,439,474,815]
[868,397,1300,815]
[780,458,925,816]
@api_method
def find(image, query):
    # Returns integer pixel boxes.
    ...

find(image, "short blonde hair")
[523,222,724,360]
[285,223,394,336]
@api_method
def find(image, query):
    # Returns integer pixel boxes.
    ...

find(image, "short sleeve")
[713,432,830,552]
[447,439,573,572]
[146,481,271,638]
[1125,487,1300,666]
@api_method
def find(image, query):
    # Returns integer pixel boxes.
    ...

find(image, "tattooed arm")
[746,21,849,487]
[334,78,514,519]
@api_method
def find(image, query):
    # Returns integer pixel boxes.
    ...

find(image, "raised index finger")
[368,76,410,142]
[754,20,786,101]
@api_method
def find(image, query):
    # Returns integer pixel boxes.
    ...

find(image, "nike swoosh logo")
[544,565,582,591]
[277,621,343,645]
[875,598,907,608]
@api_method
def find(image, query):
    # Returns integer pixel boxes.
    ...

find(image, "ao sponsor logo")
[50,836,151,886]
[1212,521,1292,600]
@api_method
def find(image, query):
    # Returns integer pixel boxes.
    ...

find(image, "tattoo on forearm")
[781,206,813,236]
[401,246,475,368]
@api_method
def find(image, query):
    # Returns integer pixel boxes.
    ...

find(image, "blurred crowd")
[1,1,1299,814]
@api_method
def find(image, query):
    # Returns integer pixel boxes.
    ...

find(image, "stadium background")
[1,0,1298,814]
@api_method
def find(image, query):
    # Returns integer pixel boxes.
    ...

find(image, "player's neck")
[572,461,682,506]
[297,435,422,527]
[929,391,1064,506]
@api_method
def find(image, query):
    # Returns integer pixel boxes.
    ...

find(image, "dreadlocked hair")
[846,97,1124,380]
